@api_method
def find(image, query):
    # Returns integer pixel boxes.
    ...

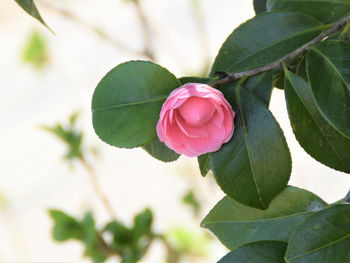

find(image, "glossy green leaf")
[220,72,273,107]
[198,153,210,177]
[178,76,214,85]
[267,0,350,23]
[210,85,291,209]
[307,40,350,140]
[244,71,273,106]
[142,138,180,162]
[284,68,350,172]
[210,12,323,76]
[254,0,267,14]
[49,210,83,241]
[92,61,180,148]
[201,186,327,250]
[14,0,52,32]
[219,241,287,263]
[286,204,350,263]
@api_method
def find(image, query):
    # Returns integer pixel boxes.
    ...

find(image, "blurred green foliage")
[0,193,8,211]
[105,209,153,263]
[182,190,200,217]
[49,208,154,263]
[22,30,49,69]
[166,226,211,260]
[41,112,84,161]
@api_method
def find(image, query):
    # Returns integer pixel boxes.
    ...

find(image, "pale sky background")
[0,0,350,262]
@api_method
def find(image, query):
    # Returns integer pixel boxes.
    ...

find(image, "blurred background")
[1,0,350,262]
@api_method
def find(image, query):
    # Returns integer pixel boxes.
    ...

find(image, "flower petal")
[178,97,216,126]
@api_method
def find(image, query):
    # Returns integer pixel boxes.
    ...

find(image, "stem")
[191,0,211,76]
[37,0,153,59]
[133,1,155,60]
[96,231,123,256]
[154,234,180,263]
[211,15,350,87]
[79,157,117,220]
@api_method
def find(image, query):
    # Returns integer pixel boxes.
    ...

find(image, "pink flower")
[156,83,235,157]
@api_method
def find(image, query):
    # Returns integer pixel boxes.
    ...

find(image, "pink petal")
[164,118,183,146]
[174,111,208,138]
[223,108,235,141]
[182,134,222,156]
[206,119,226,143]
[156,83,235,157]
[170,143,197,157]
[178,97,216,126]
[211,107,224,127]
[156,120,165,142]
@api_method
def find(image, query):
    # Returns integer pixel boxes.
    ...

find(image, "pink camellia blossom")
[156,83,235,157]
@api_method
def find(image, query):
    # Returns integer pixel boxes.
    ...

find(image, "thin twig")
[211,15,350,88]
[154,234,179,263]
[190,0,211,76]
[96,231,123,256]
[79,157,117,220]
[37,0,153,59]
[133,1,155,60]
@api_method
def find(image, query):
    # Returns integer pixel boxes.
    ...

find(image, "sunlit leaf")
[210,85,291,209]
[219,241,287,263]
[307,40,350,140]
[286,204,350,262]
[202,186,327,249]
[92,61,180,148]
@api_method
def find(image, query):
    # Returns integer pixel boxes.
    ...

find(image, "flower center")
[178,97,215,126]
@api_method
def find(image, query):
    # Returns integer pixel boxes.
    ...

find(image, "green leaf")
[285,204,350,263]
[92,61,180,148]
[81,213,107,263]
[133,208,153,241]
[284,67,350,173]
[218,241,287,263]
[210,85,291,209]
[210,12,323,76]
[244,71,273,106]
[201,186,327,250]
[104,221,134,246]
[342,20,350,42]
[267,0,350,23]
[49,210,83,241]
[178,76,214,85]
[307,40,350,140]
[254,0,267,14]
[198,153,210,177]
[14,0,53,32]
[273,70,285,90]
[41,113,84,161]
[220,72,272,108]
[142,138,180,162]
